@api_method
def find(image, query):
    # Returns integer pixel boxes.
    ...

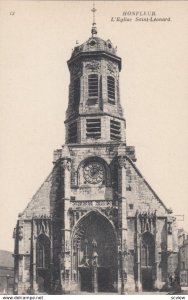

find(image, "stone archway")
[141,232,155,291]
[72,211,118,293]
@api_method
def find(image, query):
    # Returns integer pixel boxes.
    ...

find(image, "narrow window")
[36,235,50,269]
[141,233,155,267]
[88,74,98,98]
[167,222,172,235]
[68,122,77,143]
[86,118,101,139]
[110,119,121,140]
[107,76,115,104]
[74,78,80,109]
[129,204,134,209]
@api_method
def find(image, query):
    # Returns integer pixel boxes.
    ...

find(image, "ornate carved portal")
[72,211,118,293]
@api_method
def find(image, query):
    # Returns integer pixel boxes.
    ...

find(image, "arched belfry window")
[107,76,115,104]
[36,234,50,269]
[88,74,98,98]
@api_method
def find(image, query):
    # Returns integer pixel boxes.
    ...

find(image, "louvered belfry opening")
[107,76,115,104]
[110,119,121,140]
[86,118,101,139]
[88,74,99,97]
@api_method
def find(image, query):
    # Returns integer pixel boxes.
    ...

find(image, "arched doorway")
[72,211,118,293]
[141,232,155,291]
[36,234,51,293]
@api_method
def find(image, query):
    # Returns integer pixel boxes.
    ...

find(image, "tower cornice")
[67,51,122,71]
[64,112,126,124]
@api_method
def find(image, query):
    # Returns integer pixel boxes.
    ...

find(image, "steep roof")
[20,172,52,219]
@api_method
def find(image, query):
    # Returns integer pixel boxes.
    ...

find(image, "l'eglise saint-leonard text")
[111,11,171,22]
[111,16,171,22]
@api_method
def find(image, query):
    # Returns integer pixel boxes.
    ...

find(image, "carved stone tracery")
[73,224,86,247]
[85,60,100,72]
[137,210,156,234]
[62,158,72,171]
[101,206,118,228]
[107,62,116,74]
[118,156,126,168]
[35,219,51,237]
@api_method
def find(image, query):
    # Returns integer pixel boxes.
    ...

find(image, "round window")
[90,40,96,46]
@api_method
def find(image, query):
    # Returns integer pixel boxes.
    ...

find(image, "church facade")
[13,21,179,295]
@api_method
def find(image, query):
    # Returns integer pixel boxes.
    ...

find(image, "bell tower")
[65,6,126,145]
[53,5,136,294]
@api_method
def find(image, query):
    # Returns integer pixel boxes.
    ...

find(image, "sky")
[0,0,188,252]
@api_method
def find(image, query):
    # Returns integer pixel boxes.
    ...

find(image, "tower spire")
[91,1,97,37]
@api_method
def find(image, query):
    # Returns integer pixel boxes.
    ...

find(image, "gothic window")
[86,118,101,139]
[88,74,98,98]
[107,76,115,104]
[68,121,77,143]
[73,78,80,109]
[141,232,155,267]
[36,234,50,269]
[110,120,121,140]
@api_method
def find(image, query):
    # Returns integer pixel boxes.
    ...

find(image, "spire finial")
[91,1,97,37]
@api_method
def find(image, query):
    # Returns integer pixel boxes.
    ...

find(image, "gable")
[125,157,169,216]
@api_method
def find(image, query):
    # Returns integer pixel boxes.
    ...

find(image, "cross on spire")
[91,2,97,37]
[91,2,96,25]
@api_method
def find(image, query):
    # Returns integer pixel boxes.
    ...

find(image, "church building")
[13,8,179,294]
